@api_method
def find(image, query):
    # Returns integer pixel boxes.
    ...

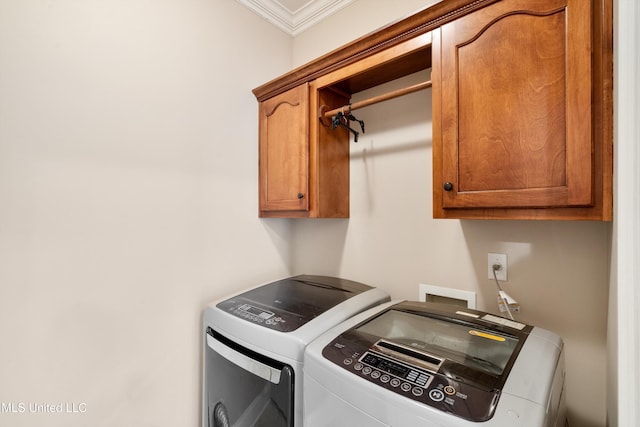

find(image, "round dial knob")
[443,182,454,192]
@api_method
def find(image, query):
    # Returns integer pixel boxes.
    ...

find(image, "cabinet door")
[259,84,309,214]
[433,0,592,212]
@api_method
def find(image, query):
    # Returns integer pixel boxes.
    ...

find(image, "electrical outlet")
[488,253,508,281]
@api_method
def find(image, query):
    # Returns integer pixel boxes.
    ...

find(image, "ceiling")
[237,0,354,36]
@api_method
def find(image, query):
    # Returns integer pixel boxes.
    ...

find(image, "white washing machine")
[304,301,567,427]
[202,275,390,427]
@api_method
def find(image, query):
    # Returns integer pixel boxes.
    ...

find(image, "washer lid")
[216,275,374,332]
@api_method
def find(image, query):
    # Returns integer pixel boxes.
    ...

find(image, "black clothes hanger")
[331,105,365,142]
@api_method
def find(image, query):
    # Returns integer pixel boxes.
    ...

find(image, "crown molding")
[238,0,354,36]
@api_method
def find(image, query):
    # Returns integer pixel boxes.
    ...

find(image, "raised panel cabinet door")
[259,84,309,214]
[434,0,592,210]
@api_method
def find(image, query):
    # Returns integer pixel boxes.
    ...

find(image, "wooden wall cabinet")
[258,83,350,218]
[258,84,309,215]
[432,0,612,220]
[254,0,612,220]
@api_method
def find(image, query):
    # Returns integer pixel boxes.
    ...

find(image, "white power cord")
[492,264,516,320]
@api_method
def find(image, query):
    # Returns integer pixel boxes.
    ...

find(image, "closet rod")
[323,80,432,118]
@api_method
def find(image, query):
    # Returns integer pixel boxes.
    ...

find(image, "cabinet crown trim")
[252,0,499,102]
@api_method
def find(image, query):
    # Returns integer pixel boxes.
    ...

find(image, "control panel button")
[401,383,412,392]
[343,358,353,365]
[362,367,372,375]
[371,371,381,379]
[444,386,456,395]
[390,378,401,387]
[380,374,391,383]
[412,387,424,397]
[429,389,445,402]
[354,363,364,371]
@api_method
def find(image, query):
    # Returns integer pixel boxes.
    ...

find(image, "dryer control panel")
[216,275,376,332]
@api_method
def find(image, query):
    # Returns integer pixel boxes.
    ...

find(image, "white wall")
[0,1,293,426]
[609,0,640,426]
[291,1,610,426]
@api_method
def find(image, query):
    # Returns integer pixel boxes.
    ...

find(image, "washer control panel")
[323,336,500,422]
[357,351,433,392]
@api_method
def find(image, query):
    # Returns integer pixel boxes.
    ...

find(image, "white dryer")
[202,275,390,427]
[304,301,566,427]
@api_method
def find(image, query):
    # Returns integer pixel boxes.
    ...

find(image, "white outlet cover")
[488,253,508,281]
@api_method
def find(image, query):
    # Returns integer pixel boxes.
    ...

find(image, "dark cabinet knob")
[297,192,304,199]
[443,182,454,192]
